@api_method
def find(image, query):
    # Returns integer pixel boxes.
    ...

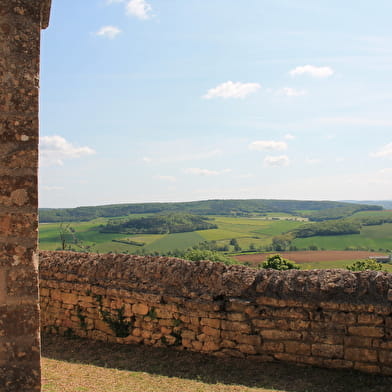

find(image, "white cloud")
[249,140,288,151]
[289,65,334,78]
[183,168,231,176]
[95,26,121,39]
[126,0,153,20]
[284,133,295,140]
[155,175,176,183]
[40,135,95,166]
[264,155,290,167]
[278,87,307,97]
[370,143,392,159]
[106,0,123,4]
[203,81,261,99]
[142,156,152,163]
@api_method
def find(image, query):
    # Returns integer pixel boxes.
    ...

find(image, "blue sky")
[39,0,392,208]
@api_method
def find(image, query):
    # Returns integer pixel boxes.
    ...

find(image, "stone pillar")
[0,1,51,391]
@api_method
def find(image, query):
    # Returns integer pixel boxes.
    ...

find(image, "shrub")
[346,258,384,271]
[261,254,300,270]
[183,249,235,265]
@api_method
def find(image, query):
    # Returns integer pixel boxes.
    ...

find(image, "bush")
[183,249,235,265]
[261,254,300,270]
[346,258,384,271]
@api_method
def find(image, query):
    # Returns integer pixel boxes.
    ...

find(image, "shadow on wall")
[42,334,391,392]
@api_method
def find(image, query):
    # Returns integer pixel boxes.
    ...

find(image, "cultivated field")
[235,250,388,264]
[39,211,392,259]
[234,250,392,270]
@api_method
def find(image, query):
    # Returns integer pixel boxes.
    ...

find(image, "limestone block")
[200,317,220,329]
[285,341,311,356]
[221,320,251,333]
[345,348,378,363]
[311,343,343,359]
[348,326,384,338]
[357,313,384,326]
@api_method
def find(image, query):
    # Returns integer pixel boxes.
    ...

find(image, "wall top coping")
[39,251,392,306]
[41,0,52,29]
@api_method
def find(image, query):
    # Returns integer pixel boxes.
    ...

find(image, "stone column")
[0,1,51,391]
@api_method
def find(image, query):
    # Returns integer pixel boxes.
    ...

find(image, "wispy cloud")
[277,87,307,97]
[203,81,261,99]
[126,0,153,20]
[289,65,334,78]
[95,25,121,39]
[370,142,392,159]
[249,140,288,151]
[264,155,290,167]
[284,133,295,140]
[40,135,95,166]
[183,168,231,176]
[106,0,153,20]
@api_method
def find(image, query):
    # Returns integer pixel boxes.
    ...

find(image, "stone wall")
[0,1,51,390]
[40,251,392,376]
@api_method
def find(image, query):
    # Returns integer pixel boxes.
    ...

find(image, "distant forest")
[100,213,217,234]
[39,199,382,223]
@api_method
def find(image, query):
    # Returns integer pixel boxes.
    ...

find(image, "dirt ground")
[234,250,386,265]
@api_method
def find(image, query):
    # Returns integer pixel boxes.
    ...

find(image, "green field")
[293,223,392,251]
[39,210,392,261]
[39,215,304,253]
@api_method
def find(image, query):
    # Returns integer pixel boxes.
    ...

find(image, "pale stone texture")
[0,1,51,390]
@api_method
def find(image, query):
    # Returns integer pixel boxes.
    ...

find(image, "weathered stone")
[348,326,385,338]
[311,343,343,359]
[345,348,378,363]
[285,341,311,356]
[38,250,392,376]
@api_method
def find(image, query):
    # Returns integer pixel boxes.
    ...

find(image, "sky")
[39,0,392,208]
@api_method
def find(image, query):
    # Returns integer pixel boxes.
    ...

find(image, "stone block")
[0,213,37,237]
[357,313,384,326]
[0,304,39,337]
[132,303,149,316]
[312,343,343,359]
[238,344,258,355]
[344,336,372,348]
[348,326,384,338]
[221,320,251,333]
[202,341,220,352]
[200,317,220,329]
[379,350,392,365]
[345,348,378,363]
[285,341,311,356]
[202,325,220,338]
[260,329,302,341]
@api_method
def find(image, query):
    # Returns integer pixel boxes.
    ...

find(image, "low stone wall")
[39,251,392,375]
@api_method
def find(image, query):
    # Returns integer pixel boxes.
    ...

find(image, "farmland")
[38,214,311,254]
[39,206,392,269]
[235,251,392,271]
